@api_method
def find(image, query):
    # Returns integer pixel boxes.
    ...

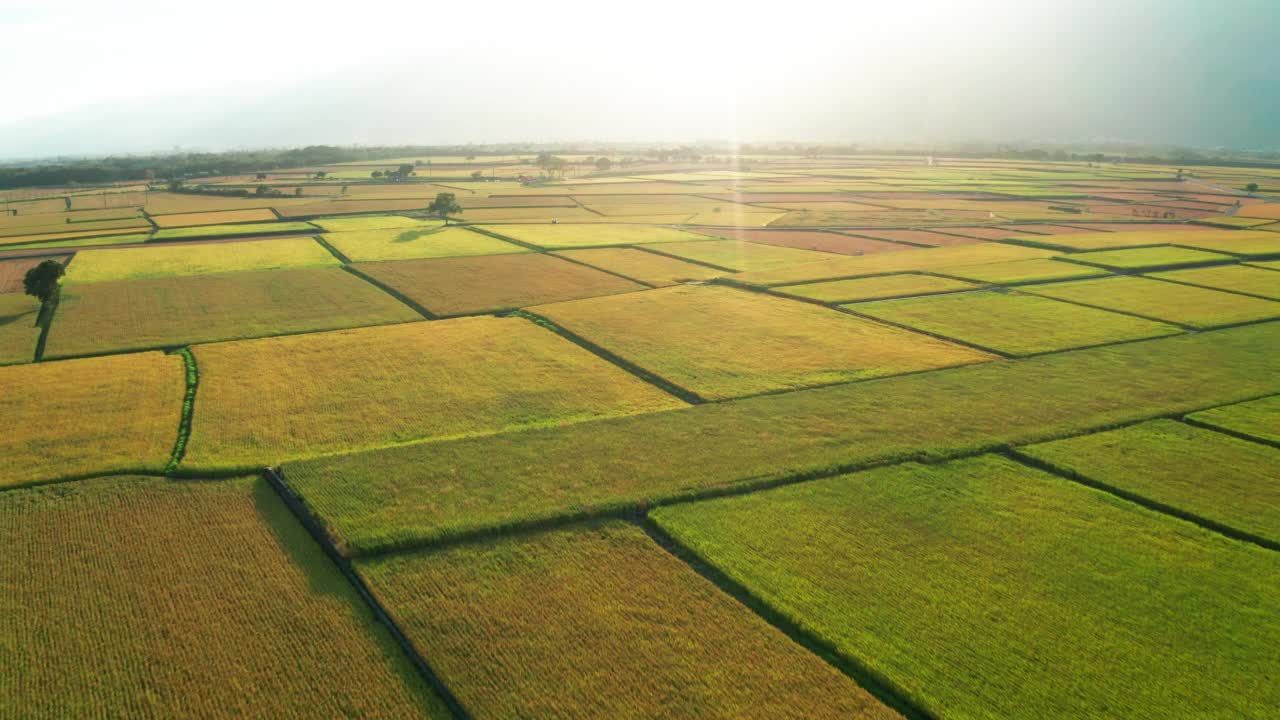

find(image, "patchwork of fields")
[3,155,1279,718]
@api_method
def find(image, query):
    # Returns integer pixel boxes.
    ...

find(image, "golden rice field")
[64,237,340,283]
[533,284,994,399]
[181,316,685,470]
[0,476,449,718]
[776,274,982,303]
[649,239,840,272]
[0,352,185,488]
[0,292,41,365]
[1024,276,1280,329]
[740,242,1059,286]
[44,267,422,358]
[324,226,525,262]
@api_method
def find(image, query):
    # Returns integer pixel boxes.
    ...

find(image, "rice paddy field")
[353,253,644,316]
[181,316,684,470]
[64,237,340,283]
[4,155,1280,718]
[533,285,993,399]
[1025,275,1280,328]
[852,290,1181,355]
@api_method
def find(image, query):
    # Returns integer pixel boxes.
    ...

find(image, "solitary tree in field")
[471,170,484,180]
[372,170,383,179]
[427,192,463,224]
[23,260,64,304]
[1246,182,1259,194]
[595,157,612,172]
[256,173,267,180]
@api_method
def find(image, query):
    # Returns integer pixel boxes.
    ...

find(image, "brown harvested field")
[140,191,316,215]
[0,293,41,365]
[449,195,578,208]
[1236,203,1280,220]
[699,193,879,204]
[695,229,911,256]
[853,229,985,247]
[552,248,726,285]
[149,208,278,228]
[1056,223,1202,233]
[0,256,69,293]
[353,253,645,316]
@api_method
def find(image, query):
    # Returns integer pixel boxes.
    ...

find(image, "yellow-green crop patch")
[0,352,185,488]
[1062,245,1236,271]
[933,257,1109,284]
[1169,230,1280,257]
[279,324,1280,554]
[776,274,981,303]
[0,232,152,251]
[311,214,439,232]
[356,521,896,720]
[853,290,1180,356]
[1024,276,1280,328]
[534,285,993,400]
[1150,264,1280,299]
[0,476,448,718]
[650,455,1280,720]
[44,267,421,358]
[1019,419,1280,545]
[476,223,711,249]
[552,247,726,285]
[1010,228,1247,251]
[150,221,316,241]
[353,253,644,316]
[182,316,685,471]
[0,293,41,365]
[736,243,1057,286]
[64,237,340,283]
[1187,395,1280,445]
[323,226,525,262]
[1194,216,1275,228]
[648,240,838,272]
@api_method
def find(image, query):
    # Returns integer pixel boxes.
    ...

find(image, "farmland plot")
[696,229,911,255]
[0,476,448,719]
[281,322,1280,554]
[0,293,41,365]
[64,237,340,283]
[651,455,1280,720]
[534,284,992,399]
[1011,228,1247,251]
[476,223,711,249]
[853,291,1180,355]
[932,257,1109,284]
[0,352,185,488]
[1025,276,1280,328]
[353,253,644,316]
[1019,419,1280,544]
[357,521,898,720]
[182,316,684,470]
[552,247,726,285]
[736,242,1057,286]
[151,221,317,241]
[323,226,525,262]
[1150,264,1280,299]
[310,214,440,232]
[44,267,421,358]
[1188,395,1280,444]
[776,274,982,303]
[1062,245,1235,271]
[0,256,69,292]
[648,240,840,272]
[148,208,278,228]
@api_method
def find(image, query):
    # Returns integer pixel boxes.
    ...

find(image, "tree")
[1246,182,1259,194]
[295,187,304,196]
[314,171,327,179]
[595,157,613,172]
[427,192,462,224]
[397,164,414,178]
[471,170,484,180]
[372,170,383,179]
[255,173,267,180]
[255,184,269,195]
[23,260,64,303]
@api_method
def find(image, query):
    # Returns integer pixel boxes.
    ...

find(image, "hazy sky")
[2,0,1278,158]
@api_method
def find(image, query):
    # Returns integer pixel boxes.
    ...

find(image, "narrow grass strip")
[164,347,199,474]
